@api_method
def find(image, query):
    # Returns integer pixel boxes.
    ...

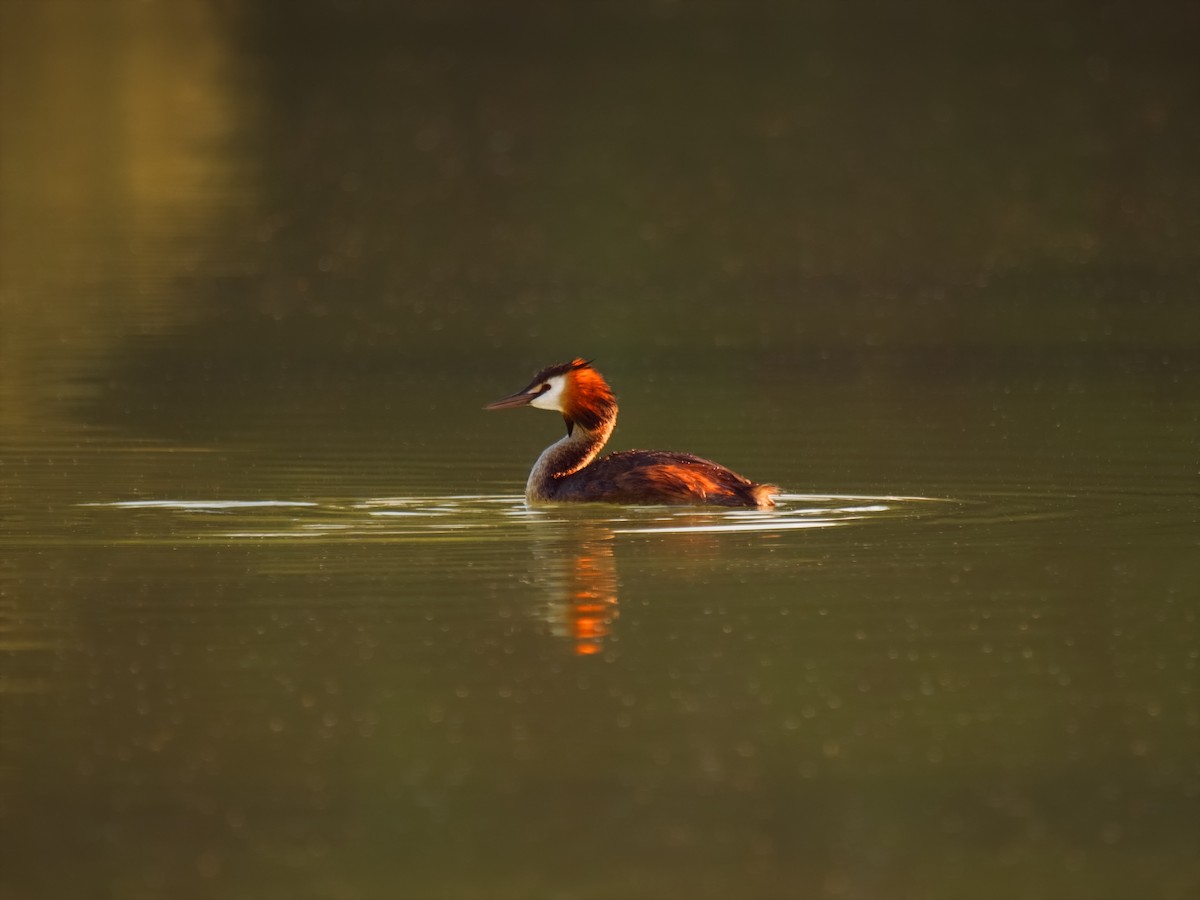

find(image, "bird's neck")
[526,408,616,502]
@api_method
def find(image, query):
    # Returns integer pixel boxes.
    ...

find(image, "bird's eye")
[537,383,551,393]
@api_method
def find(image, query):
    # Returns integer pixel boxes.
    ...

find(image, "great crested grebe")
[485,359,779,508]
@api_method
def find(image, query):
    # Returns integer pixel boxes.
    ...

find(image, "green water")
[2,2,1198,898]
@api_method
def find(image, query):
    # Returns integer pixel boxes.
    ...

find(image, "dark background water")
[2,2,1198,898]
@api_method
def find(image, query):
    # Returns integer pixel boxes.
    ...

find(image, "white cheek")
[529,375,566,411]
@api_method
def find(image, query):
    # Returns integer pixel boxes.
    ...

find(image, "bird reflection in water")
[530,525,619,656]
[528,516,740,656]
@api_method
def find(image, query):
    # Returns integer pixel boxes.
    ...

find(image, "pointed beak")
[484,389,537,411]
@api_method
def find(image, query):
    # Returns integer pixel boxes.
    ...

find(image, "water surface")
[2,2,1198,898]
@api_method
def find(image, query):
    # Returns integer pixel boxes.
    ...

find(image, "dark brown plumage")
[485,359,780,508]
[548,449,776,507]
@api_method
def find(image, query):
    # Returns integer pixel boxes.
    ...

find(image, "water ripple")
[61,486,1198,551]
[73,493,951,543]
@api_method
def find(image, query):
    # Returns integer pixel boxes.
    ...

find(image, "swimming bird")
[485,359,779,508]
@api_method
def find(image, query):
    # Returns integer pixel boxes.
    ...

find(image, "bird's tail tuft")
[752,483,782,509]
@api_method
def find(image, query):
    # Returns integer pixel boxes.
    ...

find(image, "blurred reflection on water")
[2,1,1198,898]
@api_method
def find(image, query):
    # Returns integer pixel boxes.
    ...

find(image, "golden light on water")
[0,0,245,430]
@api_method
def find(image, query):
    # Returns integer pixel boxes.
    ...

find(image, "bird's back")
[550,449,779,508]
